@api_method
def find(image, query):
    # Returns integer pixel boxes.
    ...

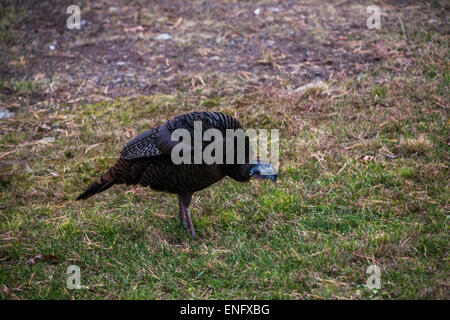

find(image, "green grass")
[0,6,23,44]
[0,2,449,300]
[1,74,448,299]
[0,79,43,94]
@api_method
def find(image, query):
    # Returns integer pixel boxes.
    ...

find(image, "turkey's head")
[249,162,278,183]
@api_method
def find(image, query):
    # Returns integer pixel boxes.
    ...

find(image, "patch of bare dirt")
[0,0,448,107]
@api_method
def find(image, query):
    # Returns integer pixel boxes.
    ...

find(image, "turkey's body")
[139,161,225,194]
[76,111,277,237]
[108,157,225,194]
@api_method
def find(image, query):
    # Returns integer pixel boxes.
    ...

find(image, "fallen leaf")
[359,155,375,163]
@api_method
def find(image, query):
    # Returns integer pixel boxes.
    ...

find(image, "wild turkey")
[76,112,278,237]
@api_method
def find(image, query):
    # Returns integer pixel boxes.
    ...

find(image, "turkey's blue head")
[249,162,278,184]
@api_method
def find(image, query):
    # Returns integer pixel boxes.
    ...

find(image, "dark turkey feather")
[76,111,278,237]
[120,128,162,160]
[76,178,114,200]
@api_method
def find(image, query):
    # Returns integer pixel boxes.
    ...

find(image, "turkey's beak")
[268,174,278,184]
[250,163,279,184]
[260,164,278,183]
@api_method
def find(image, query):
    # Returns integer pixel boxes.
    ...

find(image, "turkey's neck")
[224,163,252,182]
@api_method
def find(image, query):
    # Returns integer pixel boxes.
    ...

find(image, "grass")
[0,6,23,44]
[0,1,449,299]
[0,79,44,94]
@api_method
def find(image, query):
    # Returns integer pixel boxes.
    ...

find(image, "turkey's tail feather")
[76,158,149,200]
[76,177,115,200]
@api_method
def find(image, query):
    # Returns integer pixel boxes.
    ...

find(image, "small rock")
[155,33,172,40]
[39,137,56,143]
[267,7,282,13]
[0,109,15,120]
[116,61,126,66]
[38,123,51,132]
[254,8,261,15]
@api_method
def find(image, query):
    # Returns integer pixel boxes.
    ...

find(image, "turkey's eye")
[249,168,258,177]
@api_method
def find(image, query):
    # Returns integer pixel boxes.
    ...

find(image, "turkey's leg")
[178,193,195,238]
[178,196,186,228]
[184,207,196,238]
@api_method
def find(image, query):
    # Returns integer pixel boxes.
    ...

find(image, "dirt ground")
[2,0,443,106]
